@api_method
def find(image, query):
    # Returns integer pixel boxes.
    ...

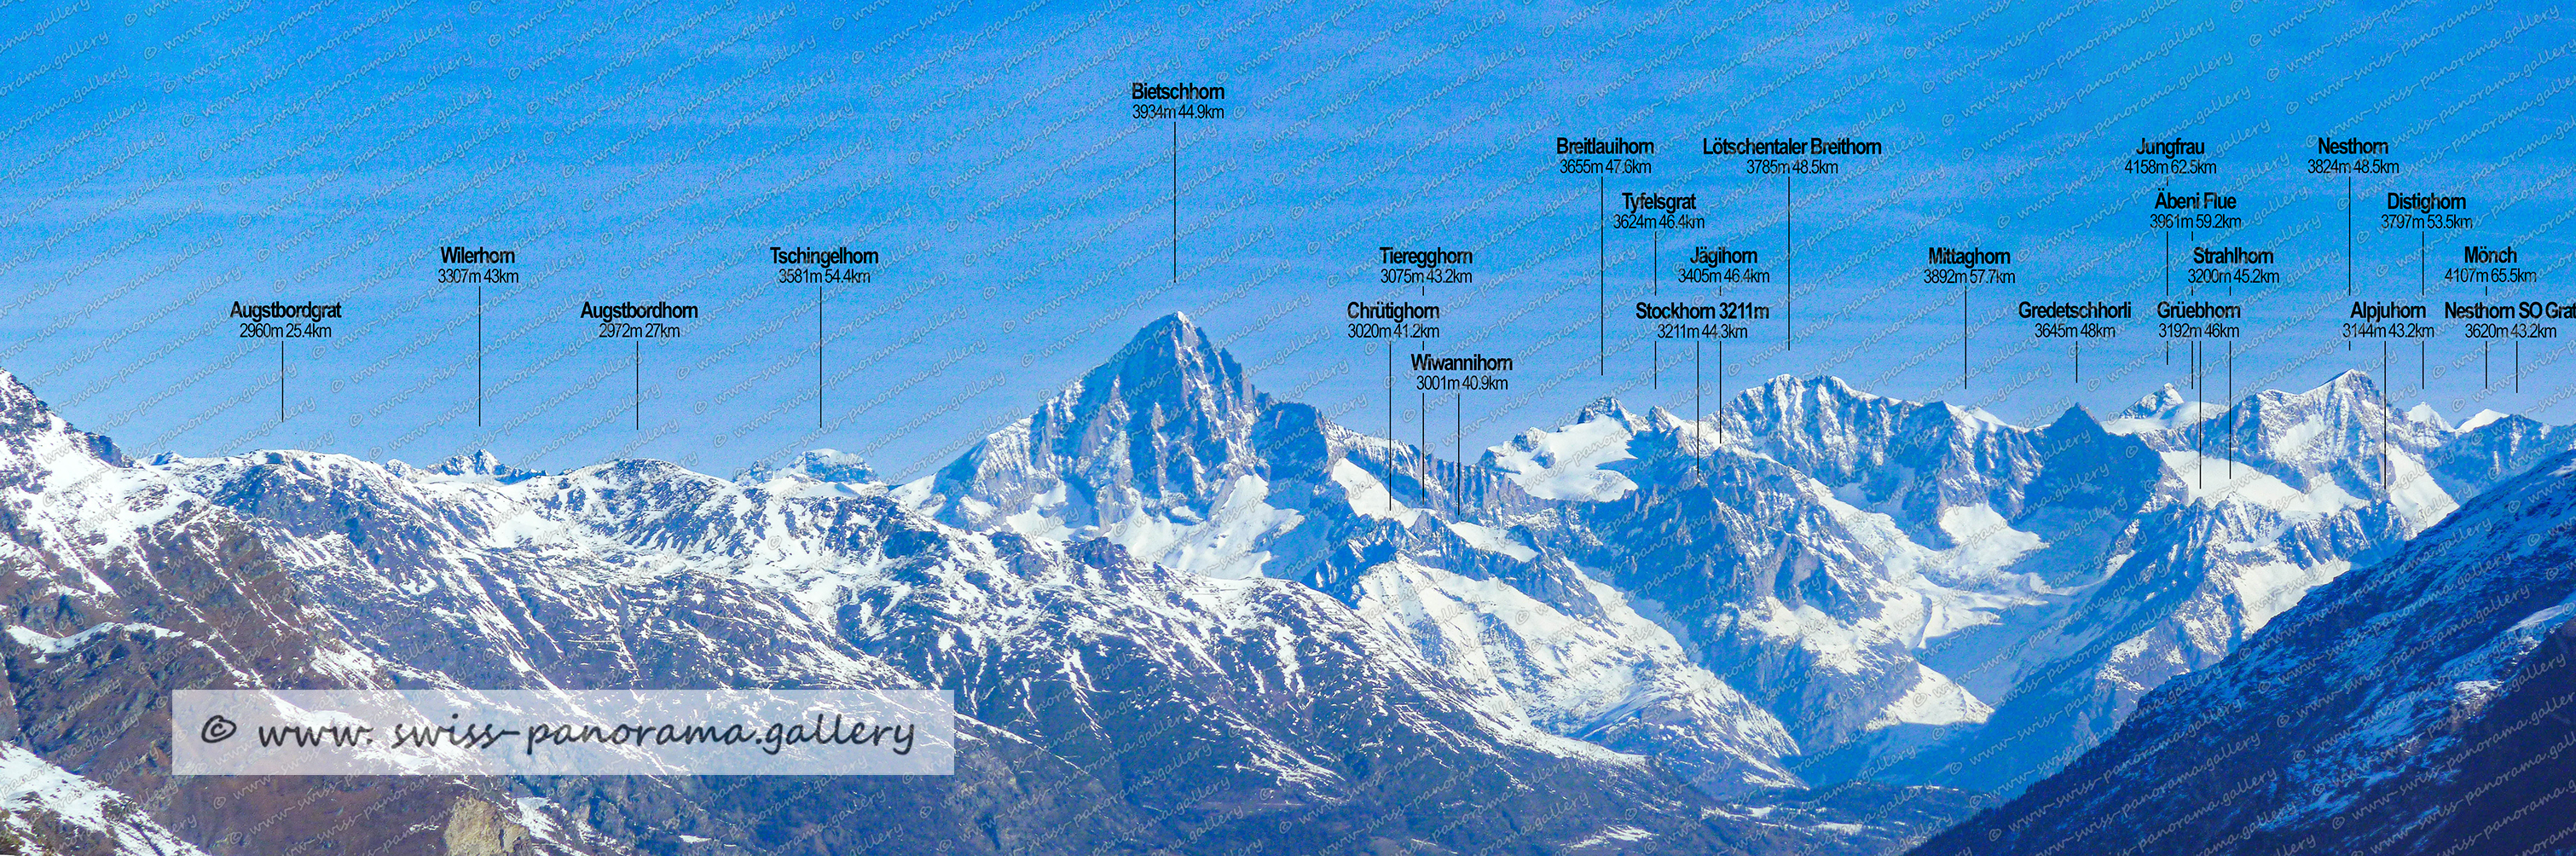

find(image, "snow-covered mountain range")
[3,311,2570,855]
[914,315,2572,803]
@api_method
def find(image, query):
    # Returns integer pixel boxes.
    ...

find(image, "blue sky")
[3,0,2570,479]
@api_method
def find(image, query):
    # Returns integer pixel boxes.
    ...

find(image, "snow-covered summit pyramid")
[923,312,1290,537]
[2104,382,2220,432]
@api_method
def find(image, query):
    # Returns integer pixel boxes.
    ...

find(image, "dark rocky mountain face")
[1913,451,2576,856]
[929,314,1276,535]
[0,386,531,855]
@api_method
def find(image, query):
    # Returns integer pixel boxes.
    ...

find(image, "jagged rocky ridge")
[4,312,2573,855]
[1913,448,2576,856]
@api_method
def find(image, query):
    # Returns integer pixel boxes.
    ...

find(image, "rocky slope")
[1913,448,2576,856]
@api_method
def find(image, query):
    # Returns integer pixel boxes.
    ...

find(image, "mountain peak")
[1085,311,1251,408]
[2258,369,2387,423]
[1577,396,1632,424]
[1114,311,1204,356]
[935,312,1270,529]
[429,450,537,482]
[1080,313,1247,403]
[1747,373,1878,407]
[0,367,127,467]
[2318,368,2379,398]
[2119,384,2190,419]
[434,450,506,475]
[2104,383,2220,434]
[745,449,875,484]
[2048,404,2101,431]
[2459,409,2512,431]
